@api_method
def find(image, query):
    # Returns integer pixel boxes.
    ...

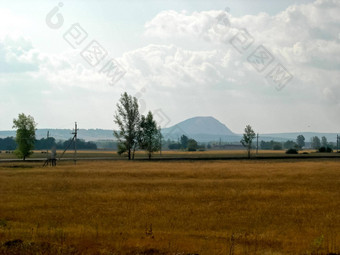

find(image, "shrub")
[318,147,333,153]
[286,148,298,154]
[168,143,181,150]
[187,139,198,152]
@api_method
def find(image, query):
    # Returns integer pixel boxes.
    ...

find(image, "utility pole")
[72,122,78,165]
[46,130,49,154]
[58,123,79,164]
[337,134,339,153]
[159,133,162,157]
[256,133,259,154]
[159,129,162,157]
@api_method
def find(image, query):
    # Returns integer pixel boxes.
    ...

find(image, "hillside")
[162,116,239,142]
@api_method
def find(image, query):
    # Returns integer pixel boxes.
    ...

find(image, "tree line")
[310,136,335,149]
[167,135,202,151]
[0,137,97,151]
[241,126,338,157]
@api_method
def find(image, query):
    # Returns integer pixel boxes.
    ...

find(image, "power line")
[59,122,78,165]
[72,122,79,165]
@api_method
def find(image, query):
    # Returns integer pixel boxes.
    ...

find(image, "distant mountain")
[162,116,239,142]
[165,116,234,135]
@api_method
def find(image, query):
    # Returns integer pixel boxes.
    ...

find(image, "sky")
[0,0,339,134]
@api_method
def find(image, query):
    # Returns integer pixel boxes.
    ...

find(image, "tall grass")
[0,160,339,254]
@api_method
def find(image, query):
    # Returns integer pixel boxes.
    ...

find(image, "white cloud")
[0,36,40,73]
[0,36,114,92]
[119,44,236,90]
[141,0,340,98]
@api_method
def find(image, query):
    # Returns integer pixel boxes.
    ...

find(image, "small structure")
[43,146,57,167]
[51,146,57,166]
[43,122,78,167]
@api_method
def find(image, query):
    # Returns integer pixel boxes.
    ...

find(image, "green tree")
[180,135,189,150]
[321,136,328,147]
[260,141,271,150]
[187,139,198,151]
[311,136,321,149]
[240,125,256,159]
[139,111,161,159]
[283,140,298,150]
[272,142,282,150]
[296,135,305,150]
[114,92,140,160]
[12,113,37,160]
[168,143,181,150]
[0,137,17,150]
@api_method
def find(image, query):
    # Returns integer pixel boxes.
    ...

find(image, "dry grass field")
[0,159,339,254]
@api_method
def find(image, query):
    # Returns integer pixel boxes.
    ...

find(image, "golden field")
[0,159,339,254]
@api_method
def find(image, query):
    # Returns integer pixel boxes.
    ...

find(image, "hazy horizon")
[0,115,339,137]
[1,0,339,134]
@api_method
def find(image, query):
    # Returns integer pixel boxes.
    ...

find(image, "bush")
[168,143,181,150]
[318,147,333,153]
[187,139,198,152]
[286,148,298,154]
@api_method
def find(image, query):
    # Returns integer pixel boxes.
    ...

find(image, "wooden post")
[72,122,78,165]
[256,133,259,154]
[46,131,49,154]
[159,128,162,157]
